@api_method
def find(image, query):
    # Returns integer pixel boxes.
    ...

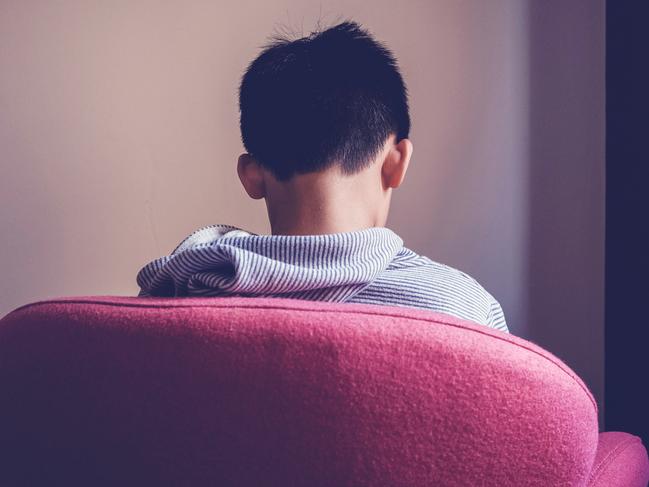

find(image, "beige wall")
[0,1,604,420]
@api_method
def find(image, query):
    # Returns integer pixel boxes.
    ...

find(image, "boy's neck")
[267,193,384,236]
[263,169,390,236]
[268,212,380,236]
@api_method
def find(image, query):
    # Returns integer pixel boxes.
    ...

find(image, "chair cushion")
[0,296,600,486]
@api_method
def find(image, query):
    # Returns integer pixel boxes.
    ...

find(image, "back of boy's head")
[239,20,410,181]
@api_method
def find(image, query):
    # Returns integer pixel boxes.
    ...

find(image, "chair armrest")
[588,432,649,487]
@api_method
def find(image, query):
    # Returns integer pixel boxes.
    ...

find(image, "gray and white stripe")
[137,224,508,332]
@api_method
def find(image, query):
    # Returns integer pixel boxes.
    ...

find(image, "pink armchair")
[0,296,647,486]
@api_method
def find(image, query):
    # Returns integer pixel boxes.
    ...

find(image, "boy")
[137,21,508,332]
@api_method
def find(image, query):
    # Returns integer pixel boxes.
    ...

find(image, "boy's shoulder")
[362,246,508,332]
[386,247,491,297]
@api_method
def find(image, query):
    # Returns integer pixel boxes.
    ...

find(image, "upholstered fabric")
[0,296,645,486]
[588,432,649,487]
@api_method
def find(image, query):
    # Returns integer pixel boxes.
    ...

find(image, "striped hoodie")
[137,224,508,332]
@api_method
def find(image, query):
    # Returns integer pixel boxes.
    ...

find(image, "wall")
[526,1,605,423]
[0,0,604,420]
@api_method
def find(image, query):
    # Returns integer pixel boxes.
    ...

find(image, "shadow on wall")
[526,1,605,424]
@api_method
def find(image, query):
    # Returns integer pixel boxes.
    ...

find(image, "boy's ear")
[382,138,413,190]
[237,153,266,200]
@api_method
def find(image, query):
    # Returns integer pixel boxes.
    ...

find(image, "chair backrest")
[0,296,598,486]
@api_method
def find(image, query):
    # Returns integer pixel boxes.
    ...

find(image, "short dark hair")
[238,20,410,181]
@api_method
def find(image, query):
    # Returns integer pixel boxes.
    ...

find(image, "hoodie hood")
[137,224,404,302]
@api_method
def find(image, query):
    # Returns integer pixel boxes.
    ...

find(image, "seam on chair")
[588,436,641,484]
[4,297,598,412]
